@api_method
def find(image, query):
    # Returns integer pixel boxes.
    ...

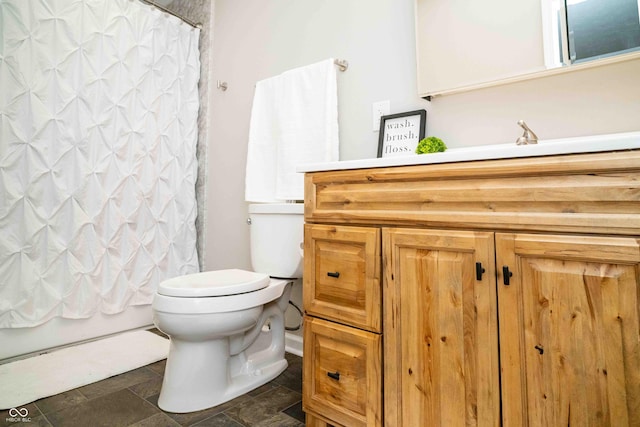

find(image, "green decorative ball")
[416,136,447,154]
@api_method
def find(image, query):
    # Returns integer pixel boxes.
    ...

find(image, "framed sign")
[377,109,426,158]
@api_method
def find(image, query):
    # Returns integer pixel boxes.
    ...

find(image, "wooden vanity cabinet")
[302,150,640,427]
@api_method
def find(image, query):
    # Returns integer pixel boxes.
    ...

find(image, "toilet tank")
[248,203,304,279]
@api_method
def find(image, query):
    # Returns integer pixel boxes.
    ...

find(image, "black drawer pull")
[503,266,513,286]
[475,262,485,281]
[327,271,340,278]
[327,371,340,381]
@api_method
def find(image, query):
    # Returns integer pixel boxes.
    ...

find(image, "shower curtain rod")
[139,0,202,29]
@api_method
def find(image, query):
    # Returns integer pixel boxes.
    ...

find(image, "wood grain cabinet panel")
[383,228,500,427]
[305,413,344,427]
[304,151,640,235]
[304,224,381,332]
[496,233,640,427]
[303,317,382,427]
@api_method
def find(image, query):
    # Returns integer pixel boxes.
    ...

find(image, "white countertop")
[296,131,640,173]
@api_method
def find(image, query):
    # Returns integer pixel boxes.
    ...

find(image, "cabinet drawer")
[303,224,381,332]
[303,317,382,427]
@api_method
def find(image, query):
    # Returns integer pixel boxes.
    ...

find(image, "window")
[542,0,640,66]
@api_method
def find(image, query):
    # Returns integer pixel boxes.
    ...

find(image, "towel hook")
[217,80,228,91]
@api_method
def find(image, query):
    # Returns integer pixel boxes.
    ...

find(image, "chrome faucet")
[516,120,538,145]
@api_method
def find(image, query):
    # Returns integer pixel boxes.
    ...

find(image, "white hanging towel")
[245,77,281,203]
[245,59,339,202]
[274,59,339,200]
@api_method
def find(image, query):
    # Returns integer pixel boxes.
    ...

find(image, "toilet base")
[159,357,288,414]
[221,356,288,406]
[155,283,293,414]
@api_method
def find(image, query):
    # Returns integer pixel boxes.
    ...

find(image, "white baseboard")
[285,332,303,357]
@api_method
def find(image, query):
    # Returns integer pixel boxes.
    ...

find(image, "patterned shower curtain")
[0,0,200,328]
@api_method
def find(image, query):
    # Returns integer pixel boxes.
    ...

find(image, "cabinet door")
[304,224,381,332]
[383,228,500,427]
[496,233,640,427]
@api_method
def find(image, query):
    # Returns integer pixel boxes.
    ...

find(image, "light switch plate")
[372,100,390,131]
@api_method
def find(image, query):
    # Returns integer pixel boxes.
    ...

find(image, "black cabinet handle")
[475,262,485,281]
[327,371,340,380]
[327,271,340,278]
[503,266,513,285]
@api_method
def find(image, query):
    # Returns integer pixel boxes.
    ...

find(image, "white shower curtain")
[0,0,200,328]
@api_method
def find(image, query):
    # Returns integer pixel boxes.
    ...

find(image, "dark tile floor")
[0,337,304,427]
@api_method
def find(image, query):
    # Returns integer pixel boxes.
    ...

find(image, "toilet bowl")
[151,203,303,413]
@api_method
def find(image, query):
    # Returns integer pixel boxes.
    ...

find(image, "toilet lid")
[158,269,270,297]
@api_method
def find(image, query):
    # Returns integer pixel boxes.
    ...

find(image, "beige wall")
[205,0,639,325]
[206,0,425,272]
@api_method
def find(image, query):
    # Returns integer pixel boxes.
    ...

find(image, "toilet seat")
[153,276,290,314]
[158,269,269,297]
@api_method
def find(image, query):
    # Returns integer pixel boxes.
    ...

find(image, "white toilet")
[152,203,303,413]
